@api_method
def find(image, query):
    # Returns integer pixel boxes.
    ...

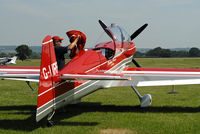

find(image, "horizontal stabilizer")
[2,77,39,82]
[59,73,129,80]
[0,66,40,82]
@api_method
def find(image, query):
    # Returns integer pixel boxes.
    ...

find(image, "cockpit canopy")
[95,23,131,58]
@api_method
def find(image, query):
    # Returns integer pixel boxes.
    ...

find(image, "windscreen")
[106,25,130,57]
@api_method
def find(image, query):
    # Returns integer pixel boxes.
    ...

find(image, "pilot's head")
[52,36,64,46]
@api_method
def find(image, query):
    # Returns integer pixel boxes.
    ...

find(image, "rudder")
[36,35,59,122]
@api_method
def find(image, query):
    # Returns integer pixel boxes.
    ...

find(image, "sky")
[0,0,200,48]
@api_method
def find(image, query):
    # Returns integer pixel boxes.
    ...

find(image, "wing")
[59,67,200,88]
[2,66,200,87]
[0,66,40,82]
[120,67,200,87]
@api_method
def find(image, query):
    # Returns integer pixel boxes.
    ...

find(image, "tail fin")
[36,35,59,122]
[5,56,17,64]
[9,56,17,64]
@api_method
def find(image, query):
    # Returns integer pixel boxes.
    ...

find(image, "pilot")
[66,30,86,59]
[52,35,79,70]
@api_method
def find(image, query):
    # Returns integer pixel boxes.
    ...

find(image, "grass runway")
[0,58,200,134]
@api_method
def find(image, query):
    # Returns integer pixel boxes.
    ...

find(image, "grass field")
[0,58,200,134]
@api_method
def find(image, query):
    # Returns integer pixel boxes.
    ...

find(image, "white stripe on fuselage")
[127,46,136,51]
[38,81,68,97]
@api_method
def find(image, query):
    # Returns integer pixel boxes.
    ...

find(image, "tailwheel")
[47,110,55,127]
[47,119,54,127]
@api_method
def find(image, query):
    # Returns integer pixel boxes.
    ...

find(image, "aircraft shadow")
[0,105,99,131]
[0,103,199,131]
[63,102,200,113]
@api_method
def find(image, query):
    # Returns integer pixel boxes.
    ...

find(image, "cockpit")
[94,23,131,60]
[62,21,145,74]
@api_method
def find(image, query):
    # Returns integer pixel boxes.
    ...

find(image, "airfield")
[0,58,200,134]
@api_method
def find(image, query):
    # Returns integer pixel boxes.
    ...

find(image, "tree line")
[0,44,41,60]
[134,47,200,58]
[1,45,200,61]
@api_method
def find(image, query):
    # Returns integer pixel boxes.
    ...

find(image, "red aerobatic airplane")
[1,20,200,126]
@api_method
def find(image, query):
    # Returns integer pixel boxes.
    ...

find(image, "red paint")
[37,35,59,108]
[36,41,136,109]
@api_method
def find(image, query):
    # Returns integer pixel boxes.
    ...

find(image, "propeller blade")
[130,23,148,41]
[99,20,107,29]
[98,20,113,40]
[132,58,141,68]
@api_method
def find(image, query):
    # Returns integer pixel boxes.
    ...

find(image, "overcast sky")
[0,0,200,48]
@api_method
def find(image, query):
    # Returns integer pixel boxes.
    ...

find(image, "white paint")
[122,71,200,75]
[42,39,53,45]
[0,69,39,72]
[137,79,200,87]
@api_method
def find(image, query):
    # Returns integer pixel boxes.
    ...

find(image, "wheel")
[47,119,54,127]
[140,94,152,107]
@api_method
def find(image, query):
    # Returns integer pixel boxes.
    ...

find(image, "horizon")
[0,45,199,49]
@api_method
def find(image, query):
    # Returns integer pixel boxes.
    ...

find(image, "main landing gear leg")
[47,110,55,127]
[25,81,36,91]
[131,85,152,107]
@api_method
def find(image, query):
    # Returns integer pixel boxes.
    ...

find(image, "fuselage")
[36,41,136,119]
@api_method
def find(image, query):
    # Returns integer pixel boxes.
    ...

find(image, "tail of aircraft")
[7,56,17,64]
[36,35,59,122]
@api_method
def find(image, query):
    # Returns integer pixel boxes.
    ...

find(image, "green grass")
[0,58,200,134]
[9,59,41,66]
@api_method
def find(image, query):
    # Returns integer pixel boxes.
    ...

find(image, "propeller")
[99,20,107,29]
[132,58,141,68]
[98,20,113,39]
[130,23,148,67]
[130,23,148,41]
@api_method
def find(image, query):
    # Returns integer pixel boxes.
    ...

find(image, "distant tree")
[15,45,32,61]
[145,47,172,57]
[146,47,162,57]
[171,51,188,57]
[0,52,8,57]
[7,53,16,57]
[189,47,200,57]
[134,51,145,58]
[134,47,200,58]
[30,52,41,59]
[160,49,171,57]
